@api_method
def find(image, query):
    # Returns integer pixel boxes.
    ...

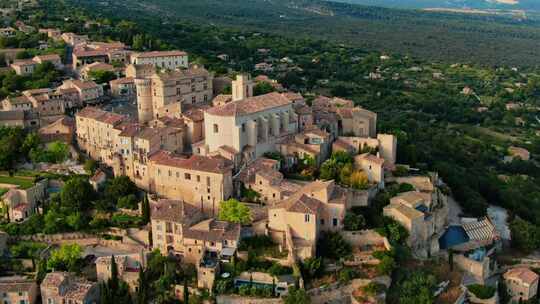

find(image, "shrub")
[468,284,495,299]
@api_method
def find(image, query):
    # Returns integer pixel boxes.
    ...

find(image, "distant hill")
[71,0,540,66]
[329,0,540,10]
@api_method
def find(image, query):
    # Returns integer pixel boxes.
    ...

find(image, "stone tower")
[232,74,254,102]
[135,78,153,124]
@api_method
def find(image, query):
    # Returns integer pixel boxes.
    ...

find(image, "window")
[185,173,191,180]
[305,214,310,222]
[321,219,325,225]
[168,170,172,177]
[192,96,196,103]
[204,95,208,102]
[333,218,338,226]
[197,175,201,182]
[241,123,246,132]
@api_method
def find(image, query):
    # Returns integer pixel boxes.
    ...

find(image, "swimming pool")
[439,226,470,249]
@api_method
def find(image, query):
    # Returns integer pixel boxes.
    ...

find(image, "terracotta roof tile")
[149,150,233,174]
[133,50,187,59]
[206,92,291,117]
[151,199,202,223]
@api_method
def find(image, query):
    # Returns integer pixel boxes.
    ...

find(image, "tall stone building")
[135,66,214,123]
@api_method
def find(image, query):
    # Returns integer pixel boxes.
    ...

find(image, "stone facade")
[268,180,350,260]
[41,272,99,304]
[383,174,448,257]
[135,66,213,123]
[203,92,298,160]
[1,179,47,223]
[150,199,240,262]
[131,51,188,70]
[95,253,146,293]
[0,277,39,304]
[504,267,539,302]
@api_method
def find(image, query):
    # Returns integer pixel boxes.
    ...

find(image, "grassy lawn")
[0,175,35,189]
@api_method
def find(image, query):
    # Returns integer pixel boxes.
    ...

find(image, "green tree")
[136,267,148,304]
[301,257,322,280]
[105,176,138,205]
[21,132,41,158]
[84,159,98,174]
[399,271,437,304]
[317,232,351,260]
[60,177,96,211]
[343,213,365,231]
[510,218,540,253]
[66,212,85,231]
[284,287,310,304]
[88,70,116,84]
[47,243,82,272]
[47,141,69,163]
[141,194,150,224]
[253,82,275,96]
[109,255,119,291]
[218,199,251,225]
[117,194,138,210]
[376,217,409,245]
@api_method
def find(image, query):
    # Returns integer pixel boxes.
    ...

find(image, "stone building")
[135,66,213,123]
[95,253,146,293]
[59,80,103,104]
[383,174,448,257]
[0,276,39,304]
[504,267,539,302]
[130,51,188,70]
[110,77,136,97]
[33,54,62,69]
[278,127,332,167]
[150,199,240,263]
[267,180,350,260]
[61,32,89,46]
[1,179,47,222]
[333,134,397,166]
[41,272,99,304]
[38,116,74,143]
[147,150,234,216]
[11,59,36,75]
[203,92,298,160]
[236,158,300,205]
[80,62,115,80]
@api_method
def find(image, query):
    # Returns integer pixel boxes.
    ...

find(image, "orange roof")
[134,50,187,58]
[149,150,233,174]
[206,92,291,117]
[504,268,539,285]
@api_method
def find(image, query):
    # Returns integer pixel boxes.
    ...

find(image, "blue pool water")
[439,226,469,249]
[47,187,61,194]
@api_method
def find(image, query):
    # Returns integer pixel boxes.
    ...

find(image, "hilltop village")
[0,1,539,304]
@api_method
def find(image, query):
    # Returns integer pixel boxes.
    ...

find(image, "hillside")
[71,0,540,67]
[331,0,540,10]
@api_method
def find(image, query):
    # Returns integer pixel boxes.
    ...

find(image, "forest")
[67,0,540,67]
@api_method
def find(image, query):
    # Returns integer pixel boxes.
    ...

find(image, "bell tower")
[232,74,254,102]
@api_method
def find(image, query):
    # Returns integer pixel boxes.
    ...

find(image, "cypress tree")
[109,255,119,291]
[137,266,148,304]
[183,278,189,304]
[142,193,150,224]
